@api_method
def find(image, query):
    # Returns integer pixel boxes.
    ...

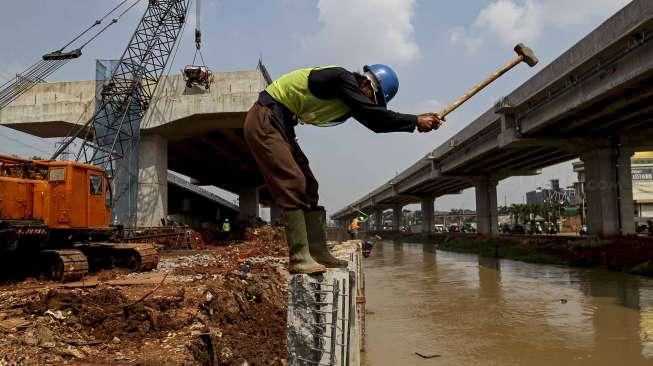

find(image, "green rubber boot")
[305,207,348,268]
[282,209,327,275]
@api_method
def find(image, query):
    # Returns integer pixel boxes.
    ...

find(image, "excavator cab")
[183,65,213,90]
[0,155,112,230]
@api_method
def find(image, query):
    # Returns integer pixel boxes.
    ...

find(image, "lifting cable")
[191,0,206,67]
[192,48,206,66]
[77,0,144,51]
[57,0,132,52]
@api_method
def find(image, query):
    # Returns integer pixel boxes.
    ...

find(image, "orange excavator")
[0,0,191,281]
[0,156,158,281]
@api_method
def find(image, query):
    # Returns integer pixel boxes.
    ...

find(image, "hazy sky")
[0,0,632,216]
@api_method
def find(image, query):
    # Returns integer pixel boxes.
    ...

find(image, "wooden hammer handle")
[437,55,523,118]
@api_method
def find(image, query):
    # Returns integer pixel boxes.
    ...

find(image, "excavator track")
[111,243,159,271]
[41,249,89,282]
[77,242,159,272]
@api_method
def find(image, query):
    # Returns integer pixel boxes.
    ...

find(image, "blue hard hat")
[363,64,399,106]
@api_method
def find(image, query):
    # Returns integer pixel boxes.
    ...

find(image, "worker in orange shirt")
[348,213,369,239]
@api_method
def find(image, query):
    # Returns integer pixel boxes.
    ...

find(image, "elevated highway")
[333,0,653,237]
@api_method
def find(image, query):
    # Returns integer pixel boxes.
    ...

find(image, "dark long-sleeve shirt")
[258,67,417,136]
[307,67,417,133]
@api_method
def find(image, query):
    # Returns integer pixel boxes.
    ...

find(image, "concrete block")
[287,241,363,366]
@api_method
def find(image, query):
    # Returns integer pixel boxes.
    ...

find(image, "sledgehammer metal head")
[437,42,540,119]
[514,43,539,67]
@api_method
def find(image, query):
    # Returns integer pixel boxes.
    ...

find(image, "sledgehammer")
[436,43,539,119]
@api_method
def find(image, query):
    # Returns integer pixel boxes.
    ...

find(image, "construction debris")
[0,225,290,365]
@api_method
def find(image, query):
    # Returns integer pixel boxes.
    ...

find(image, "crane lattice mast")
[53,0,190,181]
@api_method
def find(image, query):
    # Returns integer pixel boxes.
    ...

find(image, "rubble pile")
[0,225,290,365]
[133,228,206,250]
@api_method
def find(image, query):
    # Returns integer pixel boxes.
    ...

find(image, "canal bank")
[362,242,653,366]
[373,232,653,276]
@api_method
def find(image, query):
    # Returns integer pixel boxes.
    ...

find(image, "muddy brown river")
[361,242,653,366]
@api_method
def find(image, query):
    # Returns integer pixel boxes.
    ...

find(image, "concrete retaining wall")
[287,241,364,365]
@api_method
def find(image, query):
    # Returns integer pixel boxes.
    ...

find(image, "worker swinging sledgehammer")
[243,65,443,274]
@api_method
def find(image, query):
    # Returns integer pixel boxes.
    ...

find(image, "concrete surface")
[582,147,636,236]
[137,134,168,227]
[287,241,363,365]
[0,70,266,139]
[238,186,260,220]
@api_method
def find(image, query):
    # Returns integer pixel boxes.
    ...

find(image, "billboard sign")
[632,168,653,181]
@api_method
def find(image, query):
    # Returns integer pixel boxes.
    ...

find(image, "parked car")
[434,224,446,233]
[579,224,588,236]
[510,224,527,235]
[500,223,512,234]
[636,224,647,234]
[530,222,543,235]
[448,224,461,233]
[462,223,477,233]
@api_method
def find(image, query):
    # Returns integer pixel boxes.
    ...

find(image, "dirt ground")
[0,226,290,366]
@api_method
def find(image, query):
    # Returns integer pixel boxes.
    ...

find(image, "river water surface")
[361,242,653,366]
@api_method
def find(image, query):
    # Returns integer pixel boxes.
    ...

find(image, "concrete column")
[137,134,168,227]
[420,196,435,234]
[582,147,635,236]
[238,187,259,220]
[392,205,403,231]
[270,203,282,224]
[475,177,498,235]
[374,209,383,232]
[362,216,371,233]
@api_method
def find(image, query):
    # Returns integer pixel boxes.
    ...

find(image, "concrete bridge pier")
[270,204,282,224]
[582,147,635,236]
[420,196,435,234]
[137,134,168,227]
[392,205,403,231]
[374,209,383,232]
[238,187,260,220]
[475,177,498,235]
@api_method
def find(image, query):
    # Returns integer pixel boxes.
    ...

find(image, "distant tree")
[498,206,511,215]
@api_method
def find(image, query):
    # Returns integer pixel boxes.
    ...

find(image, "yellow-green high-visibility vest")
[265,66,350,126]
